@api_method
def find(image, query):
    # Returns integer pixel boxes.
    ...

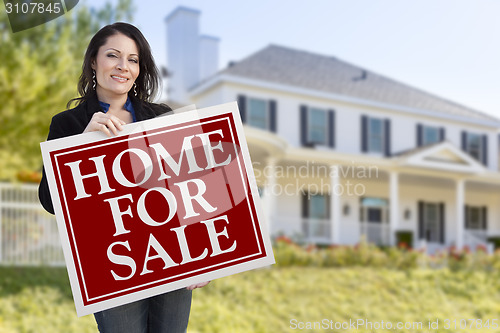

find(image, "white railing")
[302,218,331,244]
[271,216,332,244]
[464,229,494,253]
[0,183,64,265]
[416,230,494,254]
[360,222,390,246]
[416,239,447,255]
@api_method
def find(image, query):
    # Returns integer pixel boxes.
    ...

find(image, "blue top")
[99,97,137,122]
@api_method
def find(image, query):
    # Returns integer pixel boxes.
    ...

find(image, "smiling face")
[91,33,140,103]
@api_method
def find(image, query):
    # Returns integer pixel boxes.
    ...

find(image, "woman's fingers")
[84,112,126,137]
[186,281,211,290]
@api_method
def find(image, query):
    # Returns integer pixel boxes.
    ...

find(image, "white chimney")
[165,7,201,104]
[199,35,219,82]
[165,7,219,104]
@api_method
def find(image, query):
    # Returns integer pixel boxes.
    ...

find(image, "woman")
[38,22,208,333]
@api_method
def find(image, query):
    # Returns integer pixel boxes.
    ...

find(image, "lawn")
[0,266,499,332]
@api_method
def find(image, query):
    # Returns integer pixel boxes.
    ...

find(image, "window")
[307,194,328,219]
[362,116,390,155]
[417,124,444,146]
[462,131,487,165]
[423,203,440,243]
[465,206,487,230]
[422,126,440,145]
[247,98,268,130]
[308,108,328,145]
[368,117,384,153]
[300,105,335,148]
[302,193,330,239]
[468,207,482,229]
[237,95,277,132]
[418,201,444,243]
[466,133,482,161]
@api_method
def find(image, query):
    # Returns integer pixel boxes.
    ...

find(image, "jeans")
[94,288,192,333]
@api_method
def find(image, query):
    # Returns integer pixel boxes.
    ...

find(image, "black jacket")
[38,92,171,214]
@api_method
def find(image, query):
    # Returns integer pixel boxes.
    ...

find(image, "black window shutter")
[482,135,488,166]
[325,194,331,219]
[359,197,364,221]
[300,105,308,146]
[361,115,368,152]
[439,202,445,244]
[439,127,445,142]
[464,205,469,229]
[482,206,488,230]
[384,119,391,157]
[461,131,467,151]
[269,100,277,133]
[301,193,309,218]
[328,109,335,148]
[417,124,423,147]
[418,201,424,240]
[237,95,246,124]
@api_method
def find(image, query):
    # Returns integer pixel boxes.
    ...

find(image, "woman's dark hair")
[68,22,160,107]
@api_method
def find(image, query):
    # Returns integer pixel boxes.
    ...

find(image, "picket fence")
[0,182,64,266]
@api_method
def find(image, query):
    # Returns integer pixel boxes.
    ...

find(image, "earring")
[133,82,137,96]
[92,70,96,90]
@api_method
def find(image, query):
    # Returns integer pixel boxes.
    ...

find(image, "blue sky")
[83,0,500,119]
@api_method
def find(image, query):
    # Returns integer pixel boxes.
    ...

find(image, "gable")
[398,142,485,174]
[424,148,469,165]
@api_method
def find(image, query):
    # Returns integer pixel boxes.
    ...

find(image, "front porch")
[272,216,496,253]
[254,141,500,253]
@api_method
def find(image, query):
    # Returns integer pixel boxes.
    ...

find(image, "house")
[165,7,500,252]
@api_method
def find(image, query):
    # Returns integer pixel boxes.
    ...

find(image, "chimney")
[165,7,219,104]
[199,35,219,82]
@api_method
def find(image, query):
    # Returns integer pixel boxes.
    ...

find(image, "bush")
[487,237,500,250]
[396,231,413,248]
[274,237,420,270]
[273,237,499,271]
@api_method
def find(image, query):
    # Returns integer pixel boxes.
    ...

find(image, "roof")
[219,44,498,124]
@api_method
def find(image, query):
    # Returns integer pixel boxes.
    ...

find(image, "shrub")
[273,236,499,272]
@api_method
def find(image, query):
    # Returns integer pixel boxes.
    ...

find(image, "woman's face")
[91,33,140,102]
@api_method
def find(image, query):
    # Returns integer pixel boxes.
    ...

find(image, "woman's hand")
[84,112,126,137]
[186,281,210,290]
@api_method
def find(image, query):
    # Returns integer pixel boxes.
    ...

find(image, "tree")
[0,0,134,182]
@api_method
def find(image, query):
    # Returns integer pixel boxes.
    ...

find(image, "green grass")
[1,266,500,332]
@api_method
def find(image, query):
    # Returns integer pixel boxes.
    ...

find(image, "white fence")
[0,183,64,265]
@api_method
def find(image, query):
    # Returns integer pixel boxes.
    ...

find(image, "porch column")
[389,171,399,246]
[330,165,340,244]
[263,158,277,235]
[455,178,465,250]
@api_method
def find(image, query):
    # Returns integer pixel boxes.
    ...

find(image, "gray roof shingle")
[219,44,498,123]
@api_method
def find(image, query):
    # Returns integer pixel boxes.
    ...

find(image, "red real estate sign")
[40,102,274,316]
